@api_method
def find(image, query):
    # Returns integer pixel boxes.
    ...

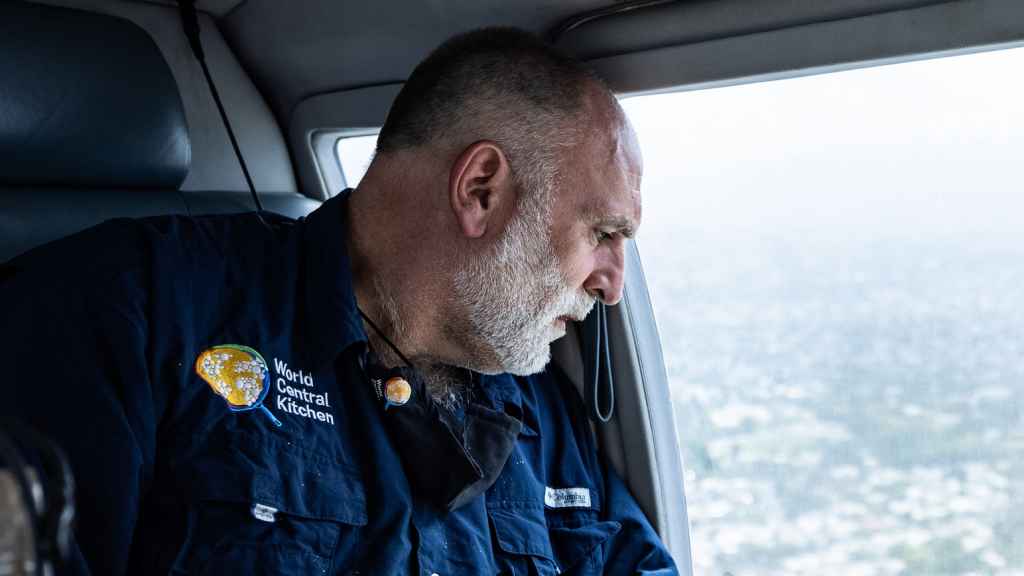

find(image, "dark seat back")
[0,0,318,264]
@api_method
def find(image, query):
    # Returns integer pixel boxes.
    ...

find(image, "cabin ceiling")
[214,0,612,122]
[141,0,964,124]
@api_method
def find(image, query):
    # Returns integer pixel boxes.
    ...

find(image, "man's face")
[451,180,594,376]
[550,118,643,312]
[452,116,643,376]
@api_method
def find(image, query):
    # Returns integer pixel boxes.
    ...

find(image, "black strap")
[176,0,266,220]
[580,302,615,422]
[358,307,413,368]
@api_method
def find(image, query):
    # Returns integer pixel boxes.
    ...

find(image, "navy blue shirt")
[1,193,677,575]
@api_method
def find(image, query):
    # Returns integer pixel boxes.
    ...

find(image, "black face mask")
[363,353,522,512]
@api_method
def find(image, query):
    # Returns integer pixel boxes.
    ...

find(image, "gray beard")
[420,364,470,411]
[450,200,593,376]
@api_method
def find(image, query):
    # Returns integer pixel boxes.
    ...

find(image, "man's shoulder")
[4,212,294,287]
[3,216,158,290]
[0,211,301,313]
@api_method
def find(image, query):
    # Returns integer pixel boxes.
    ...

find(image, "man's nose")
[584,245,626,306]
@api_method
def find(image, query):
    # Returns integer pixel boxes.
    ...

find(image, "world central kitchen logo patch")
[195,345,335,427]
[196,345,283,427]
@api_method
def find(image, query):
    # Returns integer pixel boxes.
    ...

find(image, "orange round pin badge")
[384,377,412,408]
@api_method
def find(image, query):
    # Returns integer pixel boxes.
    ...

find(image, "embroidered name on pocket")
[544,486,591,509]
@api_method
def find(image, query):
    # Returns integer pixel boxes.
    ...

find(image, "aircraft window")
[621,46,1024,575]
[335,133,378,187]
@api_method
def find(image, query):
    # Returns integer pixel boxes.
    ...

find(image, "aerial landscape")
[642,230,1023,575]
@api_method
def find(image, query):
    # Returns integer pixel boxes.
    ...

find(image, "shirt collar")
[477,373,541,437]
[301,189,367,370]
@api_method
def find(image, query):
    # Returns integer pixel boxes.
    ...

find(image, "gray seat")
[0,0,318,264]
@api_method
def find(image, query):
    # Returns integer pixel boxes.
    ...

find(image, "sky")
[620,45,1024,244]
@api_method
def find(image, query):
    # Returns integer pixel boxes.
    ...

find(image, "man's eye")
[594,230,613,243]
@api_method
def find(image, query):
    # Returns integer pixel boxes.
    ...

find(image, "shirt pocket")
[170,431,367,575]
[546,511,622,575]
[489,505,560,576]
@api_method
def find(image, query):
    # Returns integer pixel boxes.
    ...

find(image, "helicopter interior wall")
[288,84,403,199]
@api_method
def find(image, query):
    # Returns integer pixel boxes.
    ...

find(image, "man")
[1,28,676,574]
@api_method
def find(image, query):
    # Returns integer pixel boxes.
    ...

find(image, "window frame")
[309,128,379,196]
[290,84,402,200]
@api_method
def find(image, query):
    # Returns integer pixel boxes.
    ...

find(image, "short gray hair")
[377,27,605,210]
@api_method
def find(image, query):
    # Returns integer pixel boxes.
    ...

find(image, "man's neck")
[346,181,422,354]
[346,182,471,404]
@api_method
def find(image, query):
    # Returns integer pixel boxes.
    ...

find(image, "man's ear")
[449,140,515,239]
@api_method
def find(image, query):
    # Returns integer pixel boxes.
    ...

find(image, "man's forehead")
[565,92,643,234]
[596,145,643,231]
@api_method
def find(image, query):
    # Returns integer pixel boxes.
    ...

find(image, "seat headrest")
[0,1,190,189]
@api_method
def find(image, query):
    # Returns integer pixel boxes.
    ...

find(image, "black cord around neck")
[358,307,412,368]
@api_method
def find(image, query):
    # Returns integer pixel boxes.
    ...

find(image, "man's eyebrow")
[595,215,637,239]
